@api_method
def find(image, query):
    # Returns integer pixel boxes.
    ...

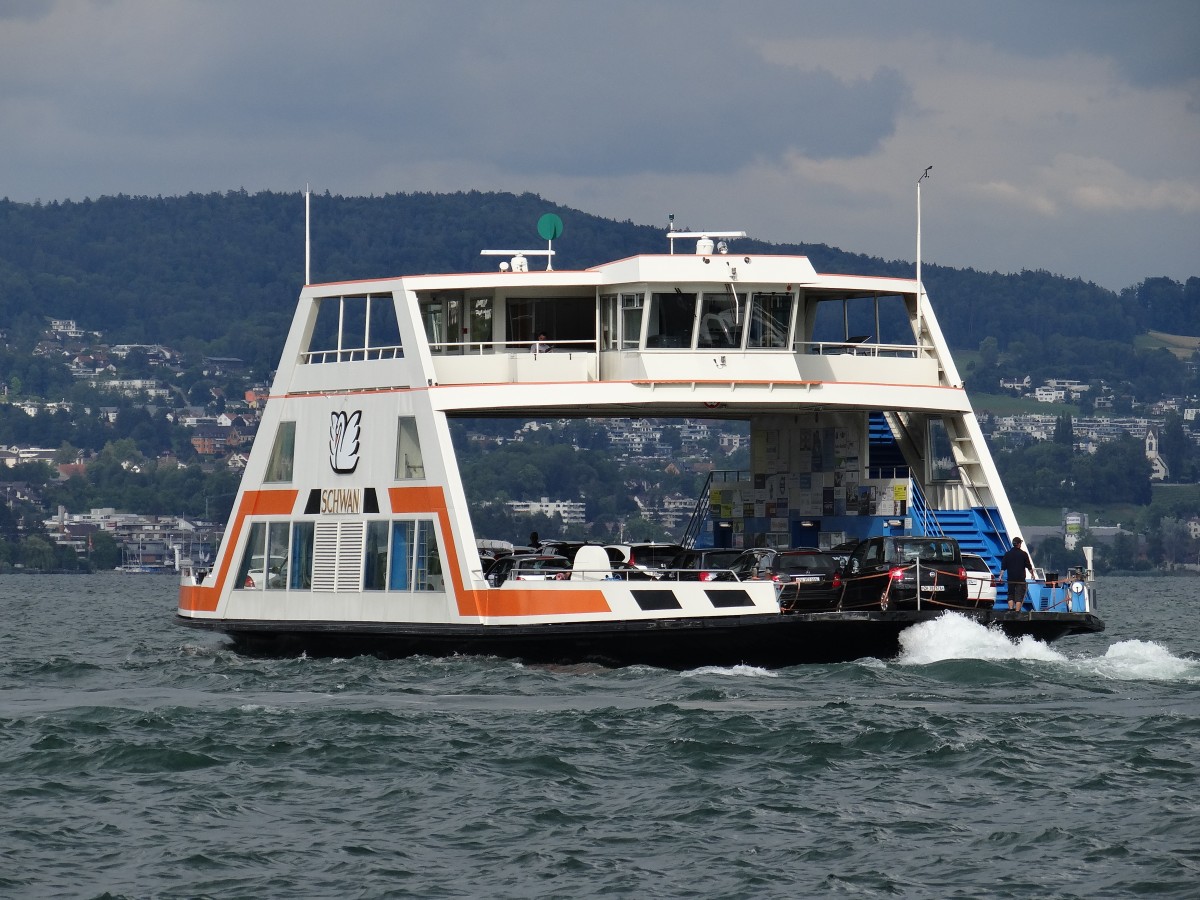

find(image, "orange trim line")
[178,489,298,613]
[387,486,610,619]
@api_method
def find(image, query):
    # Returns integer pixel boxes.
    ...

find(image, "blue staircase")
[908,480,1007,567]
[867,411,907,474]
[929,507,1008,568]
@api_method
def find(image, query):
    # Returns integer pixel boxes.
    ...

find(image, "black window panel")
[632,590,683,611]
[706,589,756,608]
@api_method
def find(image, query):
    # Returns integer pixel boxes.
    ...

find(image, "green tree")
[89,530,121,569]
[19,535,55,571]
[1158,412,1191,482]
[55,441,81,464]
[1052,413,1074,447]
[979,336,999,371]
[1099,531,1142,572]
[1157,516,1190,567]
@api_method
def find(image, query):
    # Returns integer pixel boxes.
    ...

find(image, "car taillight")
[833,572,842,589]
[244,575,254,587]
[990,576,1001,586]
[957,566,966,581]
[700,571,716,581]
[889,566,906,580]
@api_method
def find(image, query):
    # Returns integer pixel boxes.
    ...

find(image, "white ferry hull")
[177,230,1104,665]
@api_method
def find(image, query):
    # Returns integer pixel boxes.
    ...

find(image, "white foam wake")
[896,612,1199,681]
[1084,639,1200,681]
[898,612,1068,664]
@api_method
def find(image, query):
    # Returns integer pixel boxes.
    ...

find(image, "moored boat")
[176,221,1104,666]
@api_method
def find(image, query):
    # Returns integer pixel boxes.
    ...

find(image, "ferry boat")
[176,222,1104,667]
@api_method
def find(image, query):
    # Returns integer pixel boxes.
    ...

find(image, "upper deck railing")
[414,337,939,394]
[415,338,920,358]
[287,327,939,397]
[301,345,404,364]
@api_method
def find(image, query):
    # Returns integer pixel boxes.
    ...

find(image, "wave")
[897,613,1068,664]
[682,664,778,679]
[1081,639,1199,682]
[897,612,1199,681]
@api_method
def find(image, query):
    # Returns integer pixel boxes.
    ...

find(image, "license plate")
[920,584,946,591]
[795,576,821,583]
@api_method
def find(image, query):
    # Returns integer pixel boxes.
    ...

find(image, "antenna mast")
[305,184,311,286]
[916,166,931,350]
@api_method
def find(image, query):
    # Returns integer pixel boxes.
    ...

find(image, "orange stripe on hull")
[478,588,610,617]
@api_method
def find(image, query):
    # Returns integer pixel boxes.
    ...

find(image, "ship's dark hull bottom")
[177,609,1105,669]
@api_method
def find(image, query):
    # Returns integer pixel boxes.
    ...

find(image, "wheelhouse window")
[646,292,695,348]
[600,295,619,350]
[395,416,425,480]
[697,291,746,349]
[264,421,296,482]
[421,293,465,354]
[620,294,644,349]
[748,293,792,348]
[468,296,494,350]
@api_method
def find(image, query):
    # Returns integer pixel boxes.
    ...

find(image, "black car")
[668,547,743,581]
[839,536,970,610]
[725,547,843,610]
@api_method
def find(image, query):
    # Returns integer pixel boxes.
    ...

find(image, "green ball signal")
[537,213,563,241]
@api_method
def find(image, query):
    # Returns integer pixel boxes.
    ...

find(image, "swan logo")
[329,410,361,474]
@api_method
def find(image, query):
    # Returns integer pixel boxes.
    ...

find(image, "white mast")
[916,165,931,350]
[305,184,311,286]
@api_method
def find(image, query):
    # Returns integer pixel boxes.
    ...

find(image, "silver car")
[961,552,999,605]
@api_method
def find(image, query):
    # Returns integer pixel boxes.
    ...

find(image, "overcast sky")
[2,0,1197,291]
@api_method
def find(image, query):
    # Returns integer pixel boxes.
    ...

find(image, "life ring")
[1070,580,1085,594]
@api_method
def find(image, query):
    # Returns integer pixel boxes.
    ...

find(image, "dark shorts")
[1009,581,1027,605]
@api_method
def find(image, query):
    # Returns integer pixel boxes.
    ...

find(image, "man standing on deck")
[1001,537,1035,612]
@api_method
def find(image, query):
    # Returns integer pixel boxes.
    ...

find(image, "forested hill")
[0,190,1196,380]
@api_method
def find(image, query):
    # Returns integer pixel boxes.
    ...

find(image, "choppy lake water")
[1,574,1198,898]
